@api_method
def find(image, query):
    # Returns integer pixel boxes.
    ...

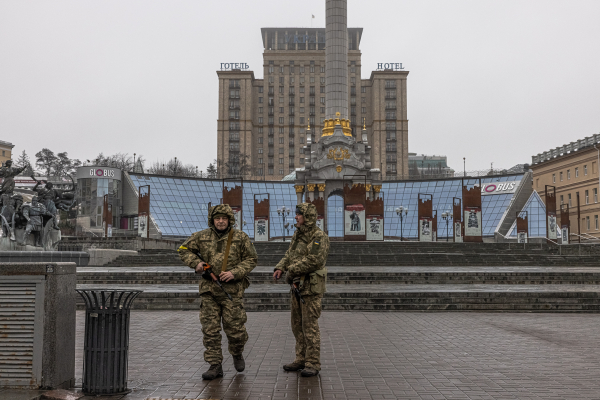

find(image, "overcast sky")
[1,0,599,173]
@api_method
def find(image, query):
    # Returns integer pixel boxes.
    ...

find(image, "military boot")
[300,367,319,377]
[233,354,245,372]
[283,362,304,371]
[202,364,223,380]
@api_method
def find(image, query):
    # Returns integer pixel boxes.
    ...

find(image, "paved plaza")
[68,310,600,400]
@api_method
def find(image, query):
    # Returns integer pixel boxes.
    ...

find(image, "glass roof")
[129,174,524,239]
[506,191,547,237]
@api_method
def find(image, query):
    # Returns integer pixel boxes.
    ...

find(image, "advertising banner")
[464,207,482,237]
[231,207,242,231]
[454,222,463,242]
[138,215,148,238]
[316,217,324,231]
[107,224,112,238]
[561,226,569,244]
[366,216,383,241]
[419,218,433,242]
[254,218,269,241]
[344,204,365,236]
[547,213,557,240]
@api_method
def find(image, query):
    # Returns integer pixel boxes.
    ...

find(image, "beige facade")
[531,142,600,241]
[0,140,14,166]
[216,28,408,181]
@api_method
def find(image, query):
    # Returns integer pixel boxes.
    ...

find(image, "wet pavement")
[67,310,600,399]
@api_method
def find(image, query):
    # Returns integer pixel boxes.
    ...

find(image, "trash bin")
[76,289,142,395]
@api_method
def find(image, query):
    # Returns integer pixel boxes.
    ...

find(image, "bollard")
[76,289,142,395]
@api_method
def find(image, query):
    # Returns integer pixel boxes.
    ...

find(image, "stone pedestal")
[0,263,77,389]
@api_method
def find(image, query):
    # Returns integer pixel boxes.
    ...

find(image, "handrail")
[570,232,600,242]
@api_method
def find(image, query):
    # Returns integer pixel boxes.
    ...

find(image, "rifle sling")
[221,229,234,272]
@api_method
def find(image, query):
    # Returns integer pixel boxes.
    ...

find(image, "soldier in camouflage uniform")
[178,204,258,380]
[273,202,330,377]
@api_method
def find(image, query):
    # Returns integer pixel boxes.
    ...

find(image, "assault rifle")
[291,282,305,304]
[190,250,233,301]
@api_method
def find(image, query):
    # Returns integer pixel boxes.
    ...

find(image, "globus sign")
[481,181,519,196]
[76,166,122,181]
[90,168,115,177]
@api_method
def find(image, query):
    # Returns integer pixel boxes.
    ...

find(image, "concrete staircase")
[75,241,600,312]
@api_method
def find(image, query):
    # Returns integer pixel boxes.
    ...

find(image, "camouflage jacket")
[178,204,258,297]
[275,203,330,295]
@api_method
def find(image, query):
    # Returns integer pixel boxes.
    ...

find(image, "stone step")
[74,283,600,312]
[77,266,600,285]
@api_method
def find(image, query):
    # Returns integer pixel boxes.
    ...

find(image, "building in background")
[0,140,14,166]
[531,134,600,241]
[408,153,454,180]
[217,27,408,181]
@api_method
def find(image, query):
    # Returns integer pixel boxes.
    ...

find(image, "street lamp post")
[442,212,453,242]
[395,206,409,241]
[277,206,291,241]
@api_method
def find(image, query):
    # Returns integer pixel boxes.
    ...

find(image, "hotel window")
[584,165,588,175]
[279,107,284,113]
[258,168,263,176]
[310,77,315,83]
[258,148,263,154]
[279,97,284,104]
[258,137,263,144]
[279,127,284,134]
[560,172,563,181]
[279,86,284,94]
[300,117,305,124]
[290,77,295,84]
[299,137,304,144]
[300,97,304,103]
[269,65,273,74]
[279,158,284,164]
[279,169,284,175]
[361,86,366,93]
[258,158,263,164]
[300,66,304,73]
[351,77,356,85]
[279,117,284,124]
[362,97,366,103]
[279,137,284,144]
[258,107,263,113]
[320,66,325,73]
[280,66,284,73]
[320,97,325,104]
[567,170,571,179]
[351,66,355,73]
[586,216,590,230]
[258,127,263,134]
[362,107,366,114]
[300,158,305,163]
[310,65,315,73]
[568,193,572,206]
[290,66,294,74]
[586,190,589,204]
[560,195,564,205]
[269,117,274,124]
[258,117,263,124]
[320,86,325,93]
[320,107,325,113]
[300,77,305,84]
[299,107,304,113]
[299,148,304,155]
[596,215,599,230]
[279,77,284,84]
[258,87,263,93]
[595,188,598,203]
[268,168,274,175]
[279,148,284,154]
[300,87,305,93]
[575,167,579,177]
[552,174,555,183]
[320,77,325,84]
[268,77,274,83]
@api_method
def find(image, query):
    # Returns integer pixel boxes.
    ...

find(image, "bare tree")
[92,152,145,172]
[147,157,198,177]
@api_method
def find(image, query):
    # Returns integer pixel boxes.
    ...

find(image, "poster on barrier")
[231,207,242,230]
[344,204,365,236]
[518,232,527,243]
[138,215,148,238]
[419,218,432,242]
[464,207,482,237]
[316,217,324,231]
[454,222,463,242]
[547,213,557,240]
[254,218,268,241]
[366,216,383,241]
[561,226,569,244]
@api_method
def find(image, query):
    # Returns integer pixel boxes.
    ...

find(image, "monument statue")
[20,196,52,247]
[0,159,28,195]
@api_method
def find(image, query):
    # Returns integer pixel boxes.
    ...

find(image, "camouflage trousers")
[291,293,323,370]
[200,291,248,365]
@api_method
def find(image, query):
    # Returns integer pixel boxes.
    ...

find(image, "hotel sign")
[376,63,405,71]
[220,63,250,70]
[285,34,325,44]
